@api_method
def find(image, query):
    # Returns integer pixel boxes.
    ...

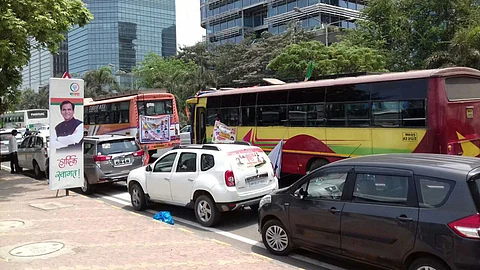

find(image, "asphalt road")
[1,161,376,270]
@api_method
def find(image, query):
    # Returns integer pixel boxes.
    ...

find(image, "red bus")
[187,67,480,175]
[84,90,181,158]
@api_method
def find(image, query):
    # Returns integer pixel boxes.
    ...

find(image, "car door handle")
[396,215,413,222]
[164,177,170,181]
[188,178,194,181]
[329,207,341,214]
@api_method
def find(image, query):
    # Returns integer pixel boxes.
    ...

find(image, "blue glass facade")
[201,0,365,45]
[69,0,176,87]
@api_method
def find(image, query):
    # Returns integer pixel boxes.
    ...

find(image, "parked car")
[83,135,145,194]
[259,154,480,270]
[127,143,279,227]
[17,132,49,179]
[0,131,12,161]
[180,125,191,145]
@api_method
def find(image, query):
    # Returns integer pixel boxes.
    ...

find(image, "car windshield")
[98,139,139,155]
[0,133,10,141]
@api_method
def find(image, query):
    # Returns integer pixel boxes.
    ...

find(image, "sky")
[176,0,205,51]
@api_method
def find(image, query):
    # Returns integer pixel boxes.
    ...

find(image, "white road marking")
[96,192,347,270]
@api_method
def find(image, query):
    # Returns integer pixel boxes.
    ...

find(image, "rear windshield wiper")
[254,160,267,168]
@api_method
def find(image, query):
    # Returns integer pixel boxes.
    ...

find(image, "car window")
[98,139,139,155]
[176,152,197,173]
[20,137,31,148]
[353,174,409,205]
[417,177,454,208]
[201,154,215,171]
[0,133,9,141]
[180,125,190,133]
[304,172,348,201]
[154,153,177,173]
[35,137,43,147]
[84,142,95,155]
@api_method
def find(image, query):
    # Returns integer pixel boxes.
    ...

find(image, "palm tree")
[83,66,119,98]
[425,26,480,69]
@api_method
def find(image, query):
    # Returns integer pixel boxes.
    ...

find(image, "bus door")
[195,107,206,144]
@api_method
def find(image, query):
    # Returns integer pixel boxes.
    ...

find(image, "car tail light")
[225,170,235,187]
[448,214,480,239]
[94,155,112,162]
[132,150,144,157]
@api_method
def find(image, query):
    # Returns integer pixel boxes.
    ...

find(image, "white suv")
[127,143,279,227]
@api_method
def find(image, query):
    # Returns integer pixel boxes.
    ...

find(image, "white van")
[127,143,279,226]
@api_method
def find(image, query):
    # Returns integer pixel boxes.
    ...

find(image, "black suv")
[258,154,480,270]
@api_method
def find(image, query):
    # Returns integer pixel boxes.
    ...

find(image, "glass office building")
[69,0,176,88]
[21,38,69,91]
[201,0,364,45]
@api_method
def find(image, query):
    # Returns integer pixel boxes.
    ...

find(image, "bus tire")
[308,159,329,173]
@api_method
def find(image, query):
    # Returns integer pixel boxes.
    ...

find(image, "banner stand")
[48,72,85,195]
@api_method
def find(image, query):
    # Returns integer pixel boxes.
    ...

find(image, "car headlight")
[259,194,271,209]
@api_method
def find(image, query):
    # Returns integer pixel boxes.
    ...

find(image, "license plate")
[248,178,268,187]
[113,158,131,166]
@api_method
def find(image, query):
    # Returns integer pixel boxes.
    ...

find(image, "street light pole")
[293,7,356,47]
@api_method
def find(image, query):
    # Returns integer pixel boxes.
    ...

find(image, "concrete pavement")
[0,170,300,270]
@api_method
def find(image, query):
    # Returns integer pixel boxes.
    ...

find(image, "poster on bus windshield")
[139,115,172,143]
[48,78,84,191]
[212,120,237,143]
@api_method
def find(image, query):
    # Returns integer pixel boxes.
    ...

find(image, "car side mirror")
[294,188,307,199]
[146,165,152,172]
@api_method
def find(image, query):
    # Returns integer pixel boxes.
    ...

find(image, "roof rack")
[172,145,220,151]
[205,141,251,146]
[92,89,168,101]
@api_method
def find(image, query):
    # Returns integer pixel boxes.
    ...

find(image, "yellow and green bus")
[187,67,480,175]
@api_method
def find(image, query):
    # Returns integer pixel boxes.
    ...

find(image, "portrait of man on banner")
[51,100,84,152]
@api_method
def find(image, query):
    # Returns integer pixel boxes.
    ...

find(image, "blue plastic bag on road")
[153,211,174,225]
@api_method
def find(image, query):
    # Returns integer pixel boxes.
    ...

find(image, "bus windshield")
[137,100,173,116]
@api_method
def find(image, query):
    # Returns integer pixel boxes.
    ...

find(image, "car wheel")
[194,195,220,227]
[81,176,93,195]
[409,257,448,270]
[250,204,259,212]
[130,183,147,211]
[262,219,292,256]
[33,161,42,179]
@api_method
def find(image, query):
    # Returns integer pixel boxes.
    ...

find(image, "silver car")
[83,135,145,194]
[0,131,11,161]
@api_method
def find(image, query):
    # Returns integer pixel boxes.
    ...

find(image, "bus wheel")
[308,159,329,173]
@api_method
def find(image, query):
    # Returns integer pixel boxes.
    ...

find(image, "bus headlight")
[259,195,271,209]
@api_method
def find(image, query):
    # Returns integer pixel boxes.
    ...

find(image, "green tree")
[16,86,49,110]
[0,0,93,114]
[344,0,480,71]
[268,41,388,79]
[134,53,209,124]
[83,66,119,98]
[212,25,315,86]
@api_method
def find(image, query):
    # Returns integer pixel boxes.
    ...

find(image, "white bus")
[0,109,49,130]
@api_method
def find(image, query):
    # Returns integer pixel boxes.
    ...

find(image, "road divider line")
[96,192,346,270]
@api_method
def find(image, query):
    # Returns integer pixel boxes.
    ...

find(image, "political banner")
[212,120,237,143]
[139,115,172,143]
[49,78,84,191]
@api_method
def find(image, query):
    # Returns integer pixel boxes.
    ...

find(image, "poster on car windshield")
[48,77,84,191]
[139,115,173,143]
[212,120,237,143]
